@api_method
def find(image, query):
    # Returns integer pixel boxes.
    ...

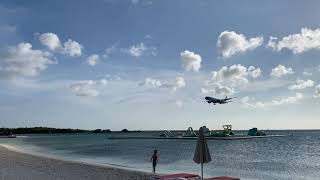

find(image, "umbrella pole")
[201,163,203,180]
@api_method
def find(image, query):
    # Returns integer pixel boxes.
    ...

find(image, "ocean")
[1,130,319,180]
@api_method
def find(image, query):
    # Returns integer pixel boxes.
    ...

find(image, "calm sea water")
[1,130,319,180]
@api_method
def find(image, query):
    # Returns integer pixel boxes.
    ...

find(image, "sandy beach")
[0,145,153,180]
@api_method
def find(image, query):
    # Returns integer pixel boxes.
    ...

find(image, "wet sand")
[0,145,154,180]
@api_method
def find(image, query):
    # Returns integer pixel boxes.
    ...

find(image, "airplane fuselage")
[205,96,233,106]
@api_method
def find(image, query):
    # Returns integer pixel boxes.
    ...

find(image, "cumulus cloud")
[86,54,100,66]
[0,42,54,79]
[288,79,315,90]
[267,28,320,54]
[210,65,247,84]
[39,33,61,51]
[63,39,83,57]
[217,31,263,58]
[70,79,107,97]
[314,85,320,98]
[209,64,260,86]
[180,50,202,72]
[270,65,294,78]
[248,66,262,78]
[39,33,83,57]
[173,76,186,91]
[271,93,303,106]
[204,64,261,96]
[201,83,234,96]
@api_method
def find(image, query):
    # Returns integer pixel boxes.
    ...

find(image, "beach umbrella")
[193,126,212,180]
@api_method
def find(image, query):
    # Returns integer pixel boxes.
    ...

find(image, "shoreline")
[0,144,151,173]
[0,144,154,180]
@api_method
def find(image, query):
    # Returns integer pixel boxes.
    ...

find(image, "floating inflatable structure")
[182,127,197,137]
[109,125,287,140]
[207,125,235,137]
[247,128,266,136]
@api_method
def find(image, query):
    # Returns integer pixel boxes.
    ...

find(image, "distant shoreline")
[0,144,153,180]
[1,127,320,135]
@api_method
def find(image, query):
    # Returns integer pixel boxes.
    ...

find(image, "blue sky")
[0,0,320,130]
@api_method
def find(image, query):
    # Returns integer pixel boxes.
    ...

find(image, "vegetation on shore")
[0,127,112,134]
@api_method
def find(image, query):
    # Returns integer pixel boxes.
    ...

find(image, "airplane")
[205,96,235,105]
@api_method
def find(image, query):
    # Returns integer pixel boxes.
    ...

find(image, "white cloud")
[124,43,156,57]
[180,50,202,72]
[63,39,83,57]
[217,31,263,58]
[86,54,100,66]
[241,93,303,108]
[241,96,265,108]
[128,43,146,57]
[0,42,54,79]
[70,79,107,97]
[248,66,262,78]
[39,33,83,57]
[303,71,312,76]
[209,64,260,86]
[314,85,320,98]
[140,78,162,88]
[201,83,234,96]
[270,65,294,78]
[200,88,209,94]
[210,83,234,95]
[174,76,186,89]
[140,76,186,91]
[39,33,61,51]
[160,77,186,92]
[288,79,315,90]
[271,93,303,106]
[210,65,247,84]
[205,64,261,95]
[267,28,320,54]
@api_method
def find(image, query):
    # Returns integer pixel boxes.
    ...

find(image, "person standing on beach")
[150,150,158,174]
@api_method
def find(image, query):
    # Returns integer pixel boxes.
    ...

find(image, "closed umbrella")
[193,126,212,180]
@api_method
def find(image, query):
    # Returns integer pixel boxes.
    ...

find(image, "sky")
[0,0,320,130]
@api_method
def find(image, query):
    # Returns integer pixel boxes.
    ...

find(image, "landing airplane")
[205,96,235,105]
